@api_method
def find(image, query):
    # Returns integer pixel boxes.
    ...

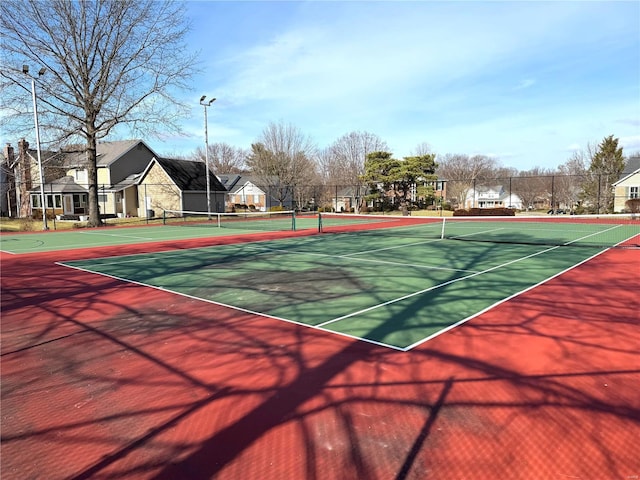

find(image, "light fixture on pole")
[23,64,48,230]
[199,96,216,217]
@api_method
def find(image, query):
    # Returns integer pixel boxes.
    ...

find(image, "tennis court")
[59,213,639,350]
[0,210,317,254]
[2,212,639,479]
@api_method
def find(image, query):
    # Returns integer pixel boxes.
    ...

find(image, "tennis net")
[318,213,640,249]
[163,209,298,232]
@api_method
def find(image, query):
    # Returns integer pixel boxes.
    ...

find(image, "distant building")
[465,185,523,209]
[612,156,640,213]
[137,157,226,215]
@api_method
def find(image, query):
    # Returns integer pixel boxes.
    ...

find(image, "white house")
[465,185,523,210]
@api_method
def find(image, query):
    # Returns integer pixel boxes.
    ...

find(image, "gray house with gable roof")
[137,157,226,216]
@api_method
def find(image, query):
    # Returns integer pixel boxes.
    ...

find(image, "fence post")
[145,184,148,224]
[50,183,56,230]
[473,178,477,208]
[597,174,601,214]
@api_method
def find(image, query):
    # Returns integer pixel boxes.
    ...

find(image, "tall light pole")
[199,95,216,217]
[23,65,48,230]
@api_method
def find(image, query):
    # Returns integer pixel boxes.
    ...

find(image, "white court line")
[342,238,442,256]
[56,261,406,351]
[403,224,630,351]
[78,231,154,240]
[56,223,630,351]
[247,245,478,274]
[315,225,624,330]
[449,227,505,239]
[316,245,563,328]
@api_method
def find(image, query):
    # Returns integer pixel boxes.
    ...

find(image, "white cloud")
[169,1,640,170]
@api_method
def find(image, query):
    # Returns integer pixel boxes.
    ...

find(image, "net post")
[318,212,323,233]
[163,210,166,225]
[217,213,221,228]
[292,210,296,231]
[440,217,446,239]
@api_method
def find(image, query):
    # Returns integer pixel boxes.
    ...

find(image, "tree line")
[193,121,631,214]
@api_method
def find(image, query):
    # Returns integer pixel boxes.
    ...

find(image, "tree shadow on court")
[1,241,639,480]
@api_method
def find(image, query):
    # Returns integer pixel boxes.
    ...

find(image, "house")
[2,139,66,218]
[218,175,293,211]
[331,186,362,212]
[15,139,157,219]
[57,139,156,218]
[6,138,228,220]
[465,185,523,210]
[612,156,640,213]
[137,157,226,216]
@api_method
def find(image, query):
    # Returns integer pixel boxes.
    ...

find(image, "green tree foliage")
[362,152,437,209]
[580,135,625,213]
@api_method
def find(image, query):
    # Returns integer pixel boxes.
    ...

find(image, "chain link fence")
[2,174,638,227]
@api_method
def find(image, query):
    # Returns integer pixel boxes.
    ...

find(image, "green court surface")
[60,233,611,350]
[0,216,319,254]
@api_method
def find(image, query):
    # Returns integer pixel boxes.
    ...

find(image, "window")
[46,195,62,208]
[631,187,639,199]
[97,194,107,203]
[75,169,88,184]
[31,194,41,208]
[73,194,87,208]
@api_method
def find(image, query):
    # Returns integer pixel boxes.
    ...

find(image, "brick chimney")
[3,143,15,164]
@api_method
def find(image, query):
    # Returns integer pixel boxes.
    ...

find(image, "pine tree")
[580,136,625,213]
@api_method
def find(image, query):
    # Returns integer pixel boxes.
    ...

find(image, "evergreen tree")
[362,152,437,210]
[580,135,625,213]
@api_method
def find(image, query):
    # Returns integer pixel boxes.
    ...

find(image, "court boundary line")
[404,233,630,350]
[316,224,624,332]
[54,224,627,352]
[316,243,565,329]
[0,225,306,254]
[78,231,155,240]
[246,245,479,274]
[55,261,406,352]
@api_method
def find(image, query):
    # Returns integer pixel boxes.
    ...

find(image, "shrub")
[18,218,35,231]
[625,198,640,213]
[453,208,515,217]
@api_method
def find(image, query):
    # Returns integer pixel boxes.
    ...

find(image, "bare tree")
[555,152,587,210]
[194,143,247,174]
[436,154,499,207]
[0,0,196,226]
[321,131,388,212]
[323,131,388,184]
[511,167,554,211]
[246,121,318,208]
[411,142,433,156]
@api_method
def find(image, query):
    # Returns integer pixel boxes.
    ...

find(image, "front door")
[63,195,74,215]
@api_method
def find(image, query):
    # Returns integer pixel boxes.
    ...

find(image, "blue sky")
[141,1,638,168]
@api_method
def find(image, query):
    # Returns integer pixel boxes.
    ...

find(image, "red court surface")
[1,233,639,480]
